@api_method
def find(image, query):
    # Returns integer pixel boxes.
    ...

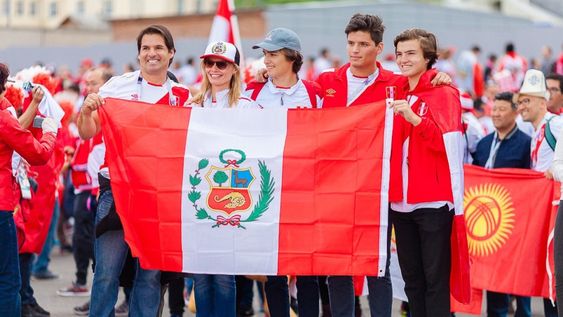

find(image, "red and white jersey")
[497,53,528,92]
[98,70,191,178]
[531,112,563,172]
[197,89,260,109]
[244,79,321,109]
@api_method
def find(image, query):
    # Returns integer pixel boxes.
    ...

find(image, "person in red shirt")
[389,29,463,317]
[0,63,58,317]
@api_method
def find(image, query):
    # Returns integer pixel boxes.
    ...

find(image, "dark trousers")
[265,275,319,317]
[236,276,254,313]
[391,205,453,317]
[168,277,185,315]
[72,191,95,285]
[19,253,36,305]
[486,291,531,317]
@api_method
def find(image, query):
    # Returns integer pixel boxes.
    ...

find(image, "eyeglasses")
[516,98,531,106]
[203,59,229,70]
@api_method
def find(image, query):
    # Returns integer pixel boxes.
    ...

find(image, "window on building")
[195,0,202,13]
[49,1,57,17]
[177,0,184,14]
[76,0,84,15]
[102,0,112,17]
[16,0,23,16]
[30,1,36,16]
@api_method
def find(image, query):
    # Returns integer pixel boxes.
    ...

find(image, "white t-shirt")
[346,68,378,106]
[198,89,260,109]
[531,112,563,172]
[97,70,190,178]
[243,79,321,109]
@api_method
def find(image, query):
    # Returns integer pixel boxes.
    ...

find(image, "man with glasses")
[516,69,563,317]
[547,73,563,115]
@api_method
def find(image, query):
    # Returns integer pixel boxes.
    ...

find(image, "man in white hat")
[516,69,563,176]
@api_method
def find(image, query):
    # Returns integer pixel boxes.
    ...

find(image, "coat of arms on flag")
[188,149,274,229]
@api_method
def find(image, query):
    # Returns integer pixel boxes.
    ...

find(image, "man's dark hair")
[506,42,515,53]
[345,14,385,44]
[281,48,304,73]
[471,45,481,53]
[394,28,438,70]
[0,63,9,95]
[495,91,517,109]
[136,25,176,65]
[546,73,563,91]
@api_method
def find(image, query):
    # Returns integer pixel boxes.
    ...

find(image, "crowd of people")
[0,10,563,317]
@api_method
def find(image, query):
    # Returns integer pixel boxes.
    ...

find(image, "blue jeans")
[89,190,161,317]
[18,253,36,305]
[193,274,236,317]
[486,291,531,317]
[0,211,21,317]
[32,201,59,274]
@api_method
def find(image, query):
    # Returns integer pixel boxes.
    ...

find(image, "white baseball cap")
[200,41,240,65]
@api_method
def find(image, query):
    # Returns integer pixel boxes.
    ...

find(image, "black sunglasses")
[203,59,229,70]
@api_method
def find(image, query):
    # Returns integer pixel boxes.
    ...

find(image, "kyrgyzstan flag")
[464,165,558,298]
[98,98,393,276]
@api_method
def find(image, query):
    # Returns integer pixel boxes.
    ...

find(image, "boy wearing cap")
[245,27,322,109]
[245,27,322,317]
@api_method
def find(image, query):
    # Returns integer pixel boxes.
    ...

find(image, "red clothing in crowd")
[0,109,56,211]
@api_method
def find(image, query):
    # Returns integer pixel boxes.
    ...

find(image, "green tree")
[213,171,229,187]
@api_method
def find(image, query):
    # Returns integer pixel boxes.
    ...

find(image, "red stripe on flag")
[99,98,191,272]
[278,101,387,276]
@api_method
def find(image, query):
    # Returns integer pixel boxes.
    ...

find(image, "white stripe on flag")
[209,16,230,43]
[378,106,393,275]
[181,108,287,274]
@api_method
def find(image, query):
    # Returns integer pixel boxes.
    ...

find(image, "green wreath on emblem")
[188,159,274,229]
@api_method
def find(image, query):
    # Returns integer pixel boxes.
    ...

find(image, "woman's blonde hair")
[191,61,241,107]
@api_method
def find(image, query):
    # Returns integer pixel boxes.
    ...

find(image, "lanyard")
[531,124,546,167]
[485,125,518,169]
[136,76,177,106]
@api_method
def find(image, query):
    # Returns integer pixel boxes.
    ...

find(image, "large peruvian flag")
[461,165,558,309]
[98,98,393,276]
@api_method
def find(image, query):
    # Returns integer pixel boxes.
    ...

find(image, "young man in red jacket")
[0,63,58,317]
[389,28,464,317]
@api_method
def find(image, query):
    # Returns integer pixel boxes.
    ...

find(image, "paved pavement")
[33,245,547,316]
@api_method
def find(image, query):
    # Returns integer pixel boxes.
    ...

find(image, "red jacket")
[317,62,406,107]
[389,69,462,204]
[71,133,103,191]
[0,110,56,211]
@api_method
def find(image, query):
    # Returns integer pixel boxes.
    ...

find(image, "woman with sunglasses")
[189,41,257,317]
[190,41,257,109]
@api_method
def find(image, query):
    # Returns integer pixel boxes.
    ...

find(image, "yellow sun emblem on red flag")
[464,183,515,257]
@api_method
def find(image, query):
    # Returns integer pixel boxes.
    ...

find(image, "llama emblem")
[189,149,275,228]
[205,149,255,214]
